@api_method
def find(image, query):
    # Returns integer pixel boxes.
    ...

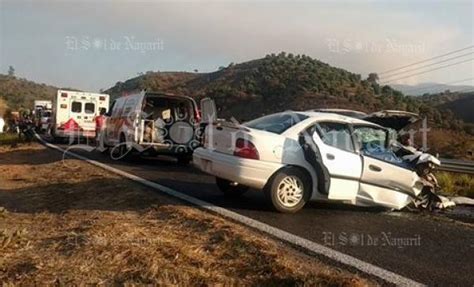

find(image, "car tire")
[264,167,311,213]
[176,155,192,165]
[114,133,133,161]
[216,177,249,197]
[99,146,110,154]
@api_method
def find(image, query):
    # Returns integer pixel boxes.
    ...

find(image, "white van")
[34,100,52,111]
[51,90,109,140]
[33,100,53,132]
[104,91,202,164]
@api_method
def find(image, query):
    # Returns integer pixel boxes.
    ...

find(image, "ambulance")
[51,90,109,141]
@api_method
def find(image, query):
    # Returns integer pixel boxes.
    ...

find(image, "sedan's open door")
[302,122,362,203]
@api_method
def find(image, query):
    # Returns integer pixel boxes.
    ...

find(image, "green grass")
[437,171,474,198]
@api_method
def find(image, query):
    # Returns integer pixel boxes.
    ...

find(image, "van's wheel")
[216,177,249,197]
[116,134,133,160]
[264,167,311,213]
[52,134,63,144]
[176,155,192,165]
[99,146,109,154]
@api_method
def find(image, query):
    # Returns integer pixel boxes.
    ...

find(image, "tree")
[367,73,379,83]
[381,85,392,95]
[8,66,15,77]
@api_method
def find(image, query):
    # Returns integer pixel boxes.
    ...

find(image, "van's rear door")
[200,98,216,124]
[81,99,97,134]
[200,98,244,155]
[68,96,84,129]
[205,121,247,155]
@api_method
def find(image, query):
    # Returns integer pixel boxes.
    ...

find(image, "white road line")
[36,135,424,287]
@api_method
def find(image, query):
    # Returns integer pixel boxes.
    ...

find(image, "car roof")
[116,90,195,102]
[311,108,368,119]
[289,111,385,128]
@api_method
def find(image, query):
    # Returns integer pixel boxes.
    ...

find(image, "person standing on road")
[95,108,107,151]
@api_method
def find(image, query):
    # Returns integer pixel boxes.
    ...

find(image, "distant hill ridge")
[0,53,469,130]
[392,83,474,96]
[0,74,58,110]
[105,53,465,129]
[1,53,472,159]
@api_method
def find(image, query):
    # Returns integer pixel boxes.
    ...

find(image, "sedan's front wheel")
[264,167,311,213]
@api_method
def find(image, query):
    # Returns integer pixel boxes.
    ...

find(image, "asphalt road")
[51,141,474,286]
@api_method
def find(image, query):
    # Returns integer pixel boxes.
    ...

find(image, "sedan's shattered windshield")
[353,126,388,152]
[244,113,309,134]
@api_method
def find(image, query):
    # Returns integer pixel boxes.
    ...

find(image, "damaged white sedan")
[193,104,440,213]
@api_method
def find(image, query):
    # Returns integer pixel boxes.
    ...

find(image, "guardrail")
[439,158,474,174]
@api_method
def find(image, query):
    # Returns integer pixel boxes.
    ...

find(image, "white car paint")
[193,111,425,211]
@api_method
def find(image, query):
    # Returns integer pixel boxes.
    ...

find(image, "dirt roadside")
[0,143,377,286]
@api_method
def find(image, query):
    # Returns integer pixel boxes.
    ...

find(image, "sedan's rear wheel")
[264,167,311,213]
[216,177,249,197]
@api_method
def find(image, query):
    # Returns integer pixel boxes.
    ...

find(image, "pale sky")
[0,0,473,91]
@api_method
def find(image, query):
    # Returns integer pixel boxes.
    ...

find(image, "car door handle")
[216,126,223,131]
[326,153,335,160]
[369,164,382,172]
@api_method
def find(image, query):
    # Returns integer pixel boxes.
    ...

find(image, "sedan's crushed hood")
[364,110,420,131]
[312,108,420,131]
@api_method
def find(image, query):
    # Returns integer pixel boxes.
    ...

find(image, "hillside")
[109,54,396,117]
[439,94,474,123]
[105,53,473,158]
[392,83,474,96]
[1,53,472,158]
[106,53,460,126]
[421,91,474,124]
[0,74,59,112]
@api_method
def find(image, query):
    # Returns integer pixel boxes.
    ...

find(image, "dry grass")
[437,171,474,198]
[424,128,474,160]
[0,133,27,146]
[0,144,374,286]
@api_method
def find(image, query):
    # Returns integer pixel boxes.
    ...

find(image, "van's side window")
[111,100,123,117]
[122,98,136,117]
[71,102,82,113]
[85,103,95,114]
[108,101,116,116]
